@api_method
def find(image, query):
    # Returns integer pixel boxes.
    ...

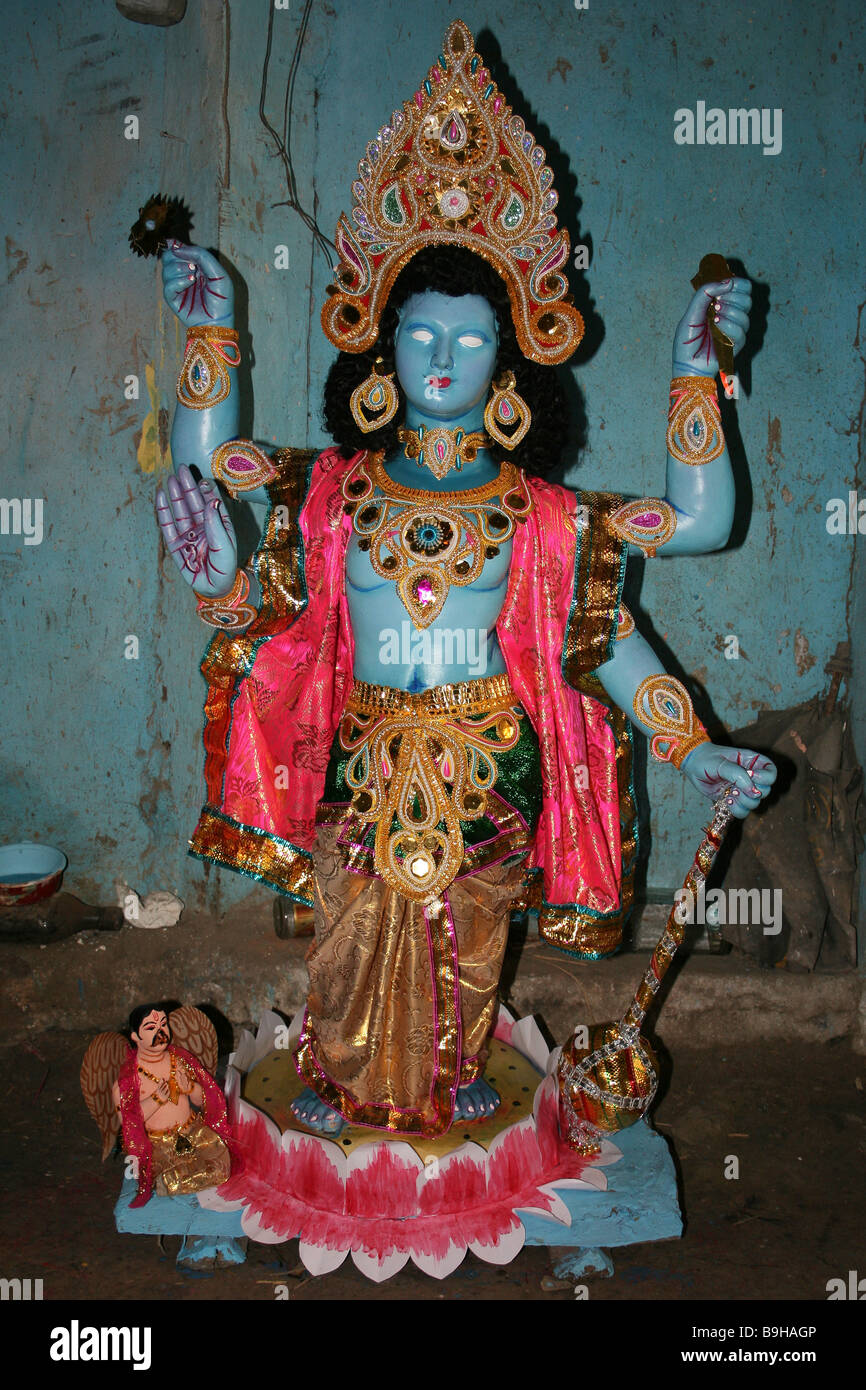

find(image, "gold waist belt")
[340,675,523,903]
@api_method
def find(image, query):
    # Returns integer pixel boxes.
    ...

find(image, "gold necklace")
[397,424,490,480]
[138,1052,179,1105]
[342,452,532,628]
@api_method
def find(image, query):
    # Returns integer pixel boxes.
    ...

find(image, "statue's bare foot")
[453,1077,500,1123]
[291,1087,346,1136]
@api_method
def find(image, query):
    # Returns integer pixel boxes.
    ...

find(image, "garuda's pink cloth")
[117,1044,237,1207]
[190,447,637,958]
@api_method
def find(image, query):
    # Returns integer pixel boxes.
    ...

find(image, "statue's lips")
[427,376,451,388]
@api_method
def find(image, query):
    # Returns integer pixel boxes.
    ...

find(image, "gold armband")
[610,498,677,556]
[667,375,724,465]
[177,325,241,410]
[195,569,257,631]
[633,673,710,768]
[212,439,278,496]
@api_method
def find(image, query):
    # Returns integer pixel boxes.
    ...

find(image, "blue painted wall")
[2,1,863,936]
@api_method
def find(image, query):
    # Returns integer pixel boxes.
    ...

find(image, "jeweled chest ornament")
[342,452,533,628]
[322,19,585,366]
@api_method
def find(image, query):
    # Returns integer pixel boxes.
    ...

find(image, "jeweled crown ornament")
[322,19,584,366]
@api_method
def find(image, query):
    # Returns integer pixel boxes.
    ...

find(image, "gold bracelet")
[195,568,257,630]
[633,673,710,768]
[177,325,241,410]
[667,375,724,465]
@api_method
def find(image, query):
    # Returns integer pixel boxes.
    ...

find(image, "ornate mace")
[557,788,736,1152]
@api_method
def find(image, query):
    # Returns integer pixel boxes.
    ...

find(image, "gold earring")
[350,359,399,433]
[483,371,531,449]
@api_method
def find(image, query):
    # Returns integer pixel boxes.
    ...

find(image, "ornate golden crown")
[322,19,584,366]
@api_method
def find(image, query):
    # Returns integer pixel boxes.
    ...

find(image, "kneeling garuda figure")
[153,20,775,1140]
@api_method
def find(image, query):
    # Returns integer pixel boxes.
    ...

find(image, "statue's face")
[394,290,498,419]
[132,1009,171,1055]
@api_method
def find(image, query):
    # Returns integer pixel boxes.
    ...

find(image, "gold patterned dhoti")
[149,1117,231,1196]
[293,675,541,1136]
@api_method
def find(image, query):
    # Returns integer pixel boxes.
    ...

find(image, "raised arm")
[154,242,266,623]
[592,617,776,818]
[163,242,240,483]
[608,273,752,561]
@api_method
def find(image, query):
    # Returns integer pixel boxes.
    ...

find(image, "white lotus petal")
[224,1064,241,1111]
[195,1186,246,1213]
[228,1028,257,1075]
[241,1206,289,1244]
[253,1010,286,1066]
[510,1015,550,1073]
[469,1221,526,1265]
[591,1137,623,1167]
[524,1185,573,1224]
[351,1245,410,1282]
[299,1240,348,1276]
[546,1042,563,1078]
[410,1242,467,1280]
[532,1071,559,1124]
[551,1170,608,1193]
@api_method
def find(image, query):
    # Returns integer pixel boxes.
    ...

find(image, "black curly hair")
[322,246,568,476]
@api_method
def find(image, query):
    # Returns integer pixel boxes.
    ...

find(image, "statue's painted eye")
[409,328,434,343]
[458,333,485,348]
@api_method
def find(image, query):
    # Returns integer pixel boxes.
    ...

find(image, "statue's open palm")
[156,465,238,598]
[162,241,234,329]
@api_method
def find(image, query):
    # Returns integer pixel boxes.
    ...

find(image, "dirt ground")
[1,1027,863,1305]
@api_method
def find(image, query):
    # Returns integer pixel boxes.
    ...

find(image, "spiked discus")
[557,786,737,1152]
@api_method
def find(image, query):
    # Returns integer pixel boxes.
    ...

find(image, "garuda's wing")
[169,1005,218,1075]
[80,1032,129,1159]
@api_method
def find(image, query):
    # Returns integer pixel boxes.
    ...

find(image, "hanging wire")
[259,0,337,267]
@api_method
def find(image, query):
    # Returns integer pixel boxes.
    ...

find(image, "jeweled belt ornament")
[339,678,522,903]
[342,454,532,628]
[558,786,736,1153]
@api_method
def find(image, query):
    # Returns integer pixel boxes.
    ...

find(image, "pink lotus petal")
[345,1142,422,1221]
[492,1003,517,1044]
